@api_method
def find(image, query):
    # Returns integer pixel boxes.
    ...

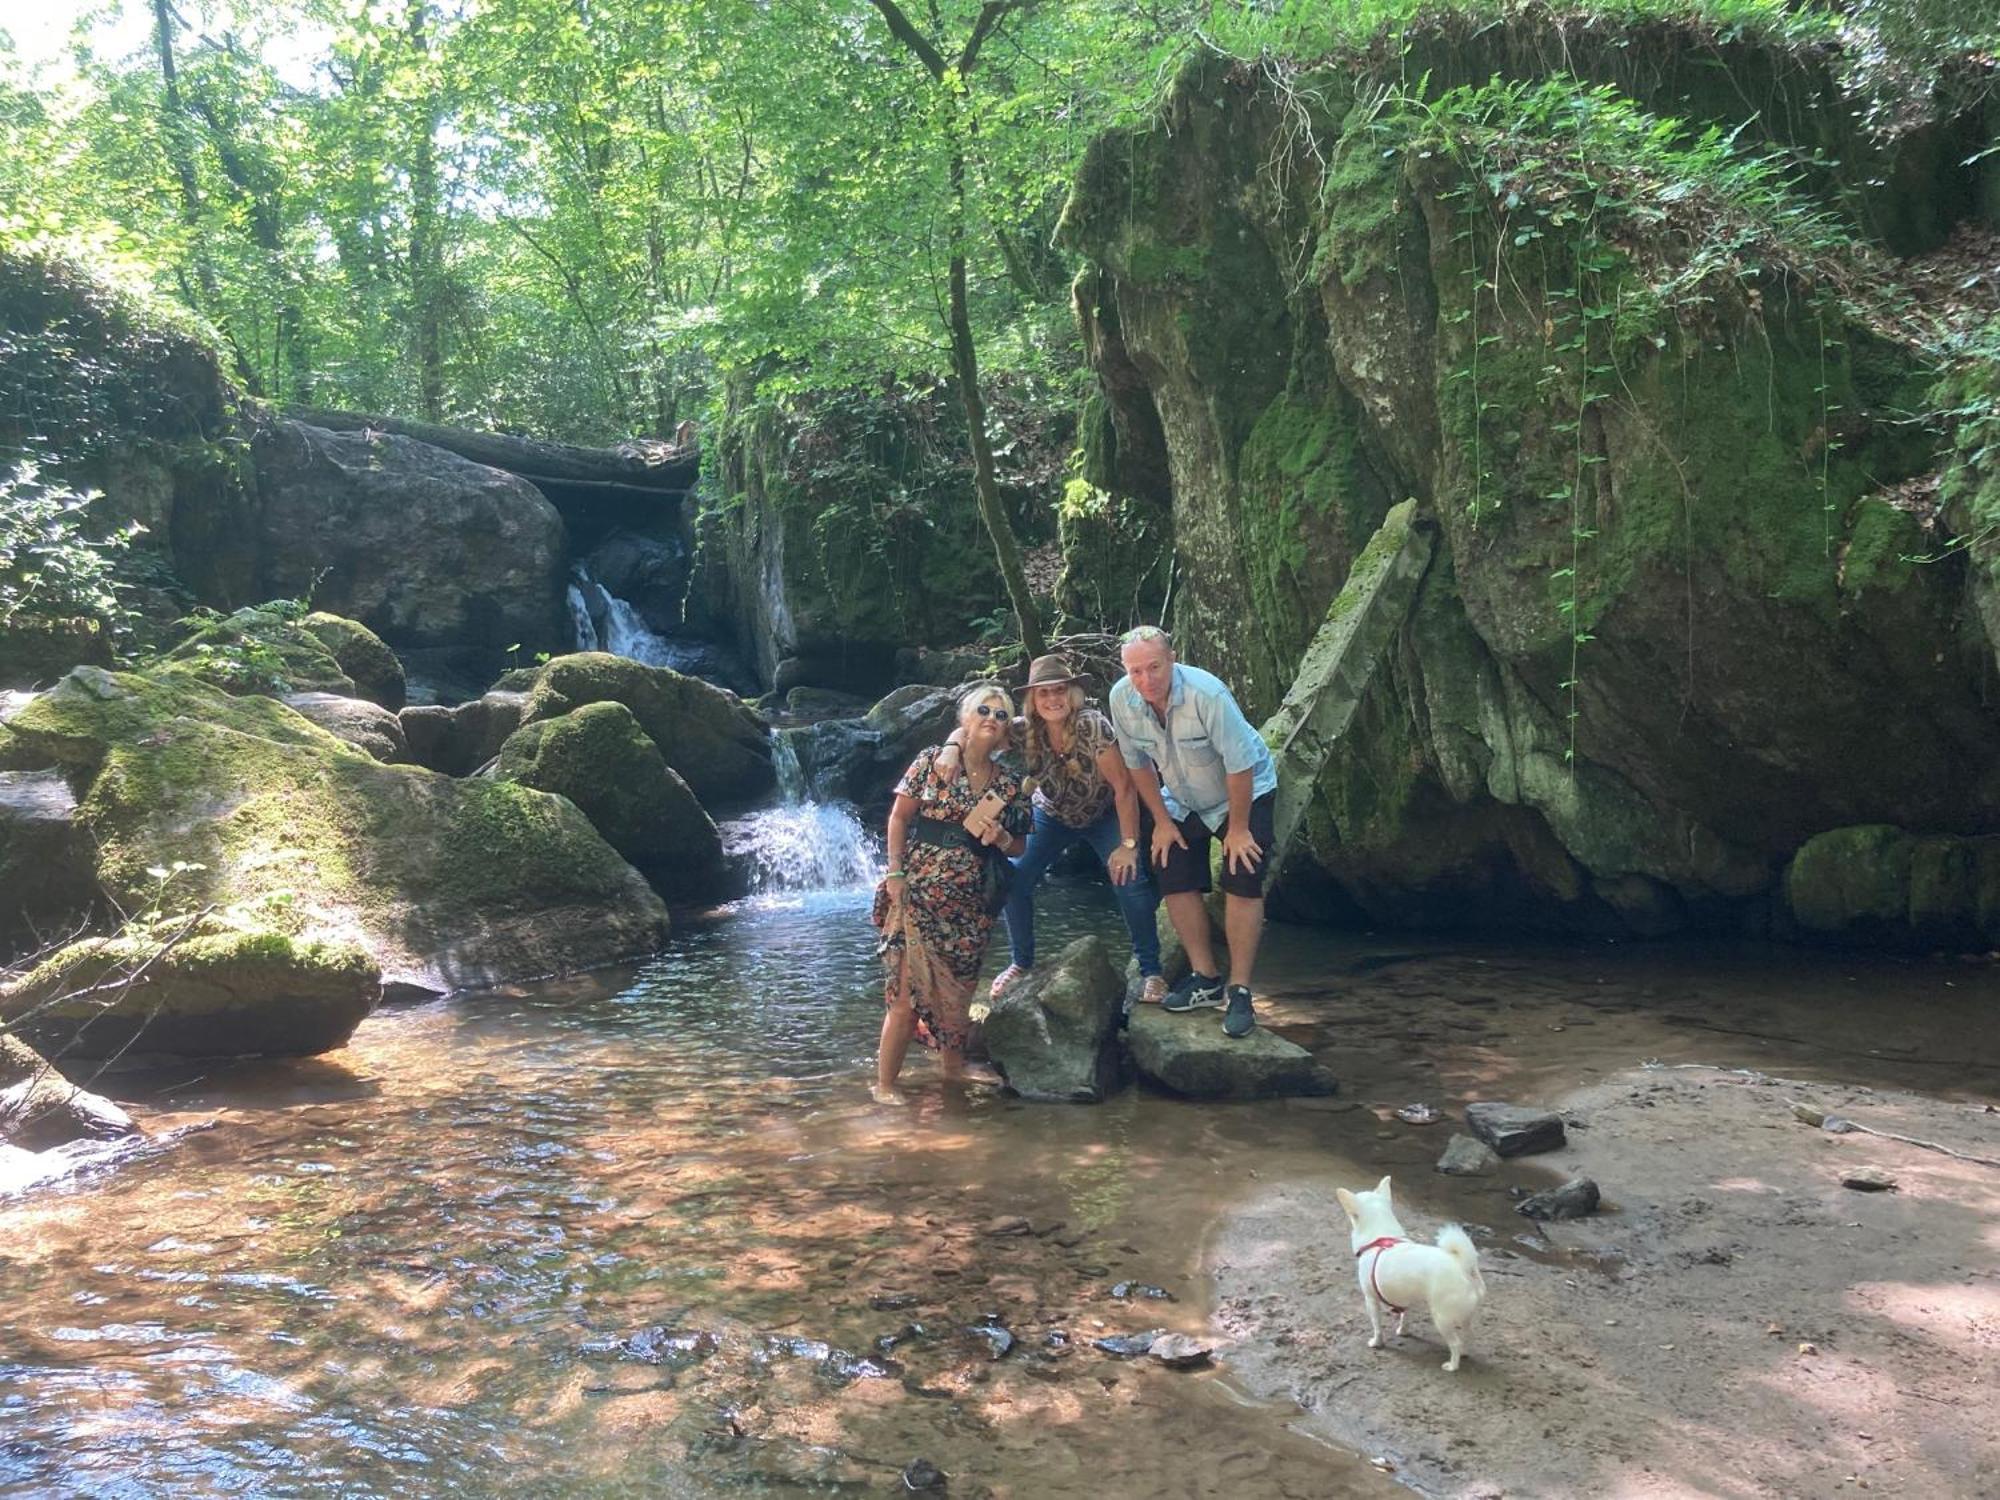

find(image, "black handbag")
[977,845,1015,916]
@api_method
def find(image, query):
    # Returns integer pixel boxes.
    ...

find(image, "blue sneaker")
[1161,971,1224,1012]
[1222,985,1256,1039]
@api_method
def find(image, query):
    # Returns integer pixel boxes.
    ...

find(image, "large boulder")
[983,936,1127,1103]
[776,685,960,809]
[3,920,380,1060]
[399,690,532,776]
[498,701,726,903]
[1782,824,2000,948]
[300,612,407,710]
[6,664,672,999]
[1056,40,2000,943]
[250,417,569,658]
[0,767,99,951]
[1125,1009,1337,1100]
[284,693,410,764]
[522,653,773,809]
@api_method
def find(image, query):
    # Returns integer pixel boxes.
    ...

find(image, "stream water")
[0,833,1395,1499]
[7,817,1997,1499]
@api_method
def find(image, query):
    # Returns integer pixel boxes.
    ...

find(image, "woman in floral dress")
[871,684,1031,1104]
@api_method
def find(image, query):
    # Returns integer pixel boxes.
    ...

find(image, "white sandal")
[989,963,1030,999]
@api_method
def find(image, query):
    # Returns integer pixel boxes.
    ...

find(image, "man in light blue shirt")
[1108,626,1277,1038]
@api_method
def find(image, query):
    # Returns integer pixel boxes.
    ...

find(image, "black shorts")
[1153,791,1276,899]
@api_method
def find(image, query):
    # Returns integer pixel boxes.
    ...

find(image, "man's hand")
[1151,821,1187,869]
[1223,824,1263,876]
[1107,845,1138,885]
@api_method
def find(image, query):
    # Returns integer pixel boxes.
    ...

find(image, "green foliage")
[0,460,140,642]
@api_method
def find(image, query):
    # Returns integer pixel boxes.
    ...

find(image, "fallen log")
[288,407,699,492]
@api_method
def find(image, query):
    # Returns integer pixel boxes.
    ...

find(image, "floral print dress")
[871,746,1031,1054]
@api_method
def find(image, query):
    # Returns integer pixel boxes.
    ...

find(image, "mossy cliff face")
[8,664,671,996]
[1060,38,2000,938]
[692,381,1064,693]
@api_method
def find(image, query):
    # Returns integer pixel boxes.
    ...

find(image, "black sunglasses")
[970,704,1007,718]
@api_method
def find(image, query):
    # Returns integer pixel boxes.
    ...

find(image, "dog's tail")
[1437,1223,1485,1295]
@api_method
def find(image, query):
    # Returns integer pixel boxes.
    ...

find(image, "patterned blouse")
[1026,708,1118,829]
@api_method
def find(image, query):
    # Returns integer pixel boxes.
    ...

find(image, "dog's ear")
[1376,1174,1393,1200]
[1335,1187,1358,1220]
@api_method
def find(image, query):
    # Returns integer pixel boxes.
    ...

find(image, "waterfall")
[567,583,601,652]
[772,731,809,803]
[722,802,880,896]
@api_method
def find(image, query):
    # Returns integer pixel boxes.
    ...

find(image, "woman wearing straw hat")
[948,653,1164,1008]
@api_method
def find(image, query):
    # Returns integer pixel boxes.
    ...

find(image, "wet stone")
[1436,1133,1501,1177]
[817,1349,898,1384]
[983,1214,1032,1237]
[1110,1281,1175,1301]
[875,1322,928,1353]
[1465,1102,1568,1157]
[870,1292,920,1311]
[1516,1177,1601,1220]
[583,1325,717,1368]
[1149,1334,1214,1369]
[902,1458,947,1491]
[966,1321,1014,1360]
[1093,1329,1166,1358]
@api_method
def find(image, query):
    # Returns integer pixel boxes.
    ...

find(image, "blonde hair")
[957,682,1014,726]
[1024,682,1087,771]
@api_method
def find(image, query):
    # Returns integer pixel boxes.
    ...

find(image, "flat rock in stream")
[1465,1101,1567,1157]
[1125,1009,1336,1100]
[1148,1334,1215,1369]
[1094,1329,1166,1357]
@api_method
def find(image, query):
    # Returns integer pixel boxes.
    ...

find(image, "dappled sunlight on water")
[0,886,1393,1498]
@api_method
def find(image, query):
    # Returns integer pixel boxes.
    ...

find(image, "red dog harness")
[1356,1235,1408,1315]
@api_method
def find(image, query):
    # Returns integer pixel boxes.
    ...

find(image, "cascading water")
[722,730,879,896]
[567,582,601,652]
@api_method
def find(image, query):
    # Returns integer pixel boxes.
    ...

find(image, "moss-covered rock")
[1058,42,2000,944]
[498,701,725,902]
[3,918,380,1060]
[164,604,356,697]
[0,768,100,954]
[522,652,773,810]
[301,613,407,710]
[691,379,1067,693]
[1782,825,2000,948]
[0,1033,137,1151]
[983,936,1126,1103]
[398,691,531,777]
[17,663,671,998]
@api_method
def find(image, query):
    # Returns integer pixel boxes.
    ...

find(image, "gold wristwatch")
[1120,838,1138,850]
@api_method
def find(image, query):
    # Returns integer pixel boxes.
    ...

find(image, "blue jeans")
[1003,806,1161,976]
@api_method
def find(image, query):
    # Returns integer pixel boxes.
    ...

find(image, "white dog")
[1334,1174,1486,1371]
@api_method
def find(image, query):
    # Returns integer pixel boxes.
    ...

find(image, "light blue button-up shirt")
[1107,663,1277,829]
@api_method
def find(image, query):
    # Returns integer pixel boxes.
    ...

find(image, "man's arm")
[1131,764,1186,867]
[1221,767,1261,875]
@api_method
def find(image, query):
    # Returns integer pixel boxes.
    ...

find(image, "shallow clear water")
[0,877,1391,1499]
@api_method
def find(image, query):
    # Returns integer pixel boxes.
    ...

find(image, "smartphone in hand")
[962,787,1008,839]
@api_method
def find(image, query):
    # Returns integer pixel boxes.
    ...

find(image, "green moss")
[1783,824,1912,932]
[165,604,356,698]
[1840,499,1922,596]
[301,613,406,709]
[1124,240,1210,286]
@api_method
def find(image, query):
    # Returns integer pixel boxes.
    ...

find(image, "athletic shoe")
[989,964,1030,1000]
[1139,974,1168,1006]
[1222,985,1256,1038]
[1161,971,1224,1012]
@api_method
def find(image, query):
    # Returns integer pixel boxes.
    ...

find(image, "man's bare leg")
[1224,893,1264,990]
[1164,891,1220,977]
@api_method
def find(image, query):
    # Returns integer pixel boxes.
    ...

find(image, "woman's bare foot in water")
[870,1082,908,1105]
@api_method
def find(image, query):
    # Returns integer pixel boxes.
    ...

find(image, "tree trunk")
[289,407,698,489]
[405,0,446,421]
[946,146,1046,659]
